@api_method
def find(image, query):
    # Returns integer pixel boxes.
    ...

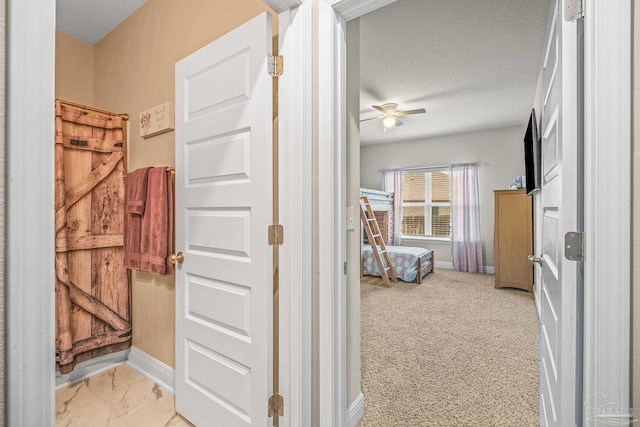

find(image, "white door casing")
[538,1,580,425]
[582,0,632,423]
[175,12,273,426]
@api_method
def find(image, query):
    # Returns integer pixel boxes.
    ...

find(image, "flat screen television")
[524,109,541,195]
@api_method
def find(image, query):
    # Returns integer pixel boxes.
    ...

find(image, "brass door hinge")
[268,224,284,246]
[268,393,284,417]
[268,54,284,78]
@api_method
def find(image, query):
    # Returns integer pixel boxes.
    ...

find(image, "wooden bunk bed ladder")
[360,196,398,287]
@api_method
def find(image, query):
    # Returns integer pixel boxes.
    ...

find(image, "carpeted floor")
[359,269,539,427]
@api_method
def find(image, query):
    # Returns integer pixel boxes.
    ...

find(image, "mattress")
[362,244,431,283]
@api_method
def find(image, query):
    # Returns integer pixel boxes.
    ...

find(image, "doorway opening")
[345,0,549,423]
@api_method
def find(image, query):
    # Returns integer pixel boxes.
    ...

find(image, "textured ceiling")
[56,0,148,44]
[359,0,550,145]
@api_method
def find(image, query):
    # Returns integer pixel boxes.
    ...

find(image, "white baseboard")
[434,261,453,270]
[55,349,129,389]
[346,392,365,427]
[433,261,495,274]
[126,346,175,394]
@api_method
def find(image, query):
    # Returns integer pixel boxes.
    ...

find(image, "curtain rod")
[56,99,129,121]
[377,161,488,173]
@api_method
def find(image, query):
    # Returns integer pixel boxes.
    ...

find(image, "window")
[401,169,451,238]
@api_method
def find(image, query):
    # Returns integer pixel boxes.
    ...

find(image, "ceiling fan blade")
[397,108,426,116]
[394,118,404,127]
[360,115,384,122]
[372,105,386,113]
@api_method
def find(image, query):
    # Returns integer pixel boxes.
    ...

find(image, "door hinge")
[268,393,284,417]
[344,261,348,275]
[564,232,584,261]
[268,54,284,77]
[268,224,284,246]
[565,0,584,21]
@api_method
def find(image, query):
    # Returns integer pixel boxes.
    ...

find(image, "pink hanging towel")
[124,167,175,275]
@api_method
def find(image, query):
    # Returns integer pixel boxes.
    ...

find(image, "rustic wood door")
[55,101,131,374]
[174,12,273,427]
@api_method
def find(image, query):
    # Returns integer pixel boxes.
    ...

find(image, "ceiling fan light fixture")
[383,115,396,131]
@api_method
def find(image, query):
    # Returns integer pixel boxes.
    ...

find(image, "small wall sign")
[140,101,175,138]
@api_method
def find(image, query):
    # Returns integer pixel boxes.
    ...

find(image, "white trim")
[55,349,129,389]
[345,392,365,427]
[318,1,398,425]
[126,347,176,395]
[434,261,454,270]
[582,0,632,420]
[6,1,56,426]
[328,0,397,21]
[483,266,495,275]
[427,261,493,274]
[263,0,303,13]
[401,235,451,243]
[318,1,347,424]
[277,2,313,426]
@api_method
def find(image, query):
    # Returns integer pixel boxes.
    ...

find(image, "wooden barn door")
[55,100,131,374]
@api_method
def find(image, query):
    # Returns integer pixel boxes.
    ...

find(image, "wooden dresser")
[493,189,533,292]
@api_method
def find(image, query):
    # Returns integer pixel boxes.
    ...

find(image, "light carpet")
[359,269,538,427]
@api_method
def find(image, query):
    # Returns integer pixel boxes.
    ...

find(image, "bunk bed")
[360,188,434,284]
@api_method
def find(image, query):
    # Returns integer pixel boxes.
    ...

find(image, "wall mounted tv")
[524,108,541,195]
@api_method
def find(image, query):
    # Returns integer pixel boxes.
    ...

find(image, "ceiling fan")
[361,103,427,131]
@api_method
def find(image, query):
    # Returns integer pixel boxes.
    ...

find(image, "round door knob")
[528,254,542,266]
[170,252,184,264]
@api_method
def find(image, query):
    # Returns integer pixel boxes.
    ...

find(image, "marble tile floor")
[56,364,194,427]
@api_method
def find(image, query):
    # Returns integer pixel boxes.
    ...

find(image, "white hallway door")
[538,0,581,425]
[175,12,273,427]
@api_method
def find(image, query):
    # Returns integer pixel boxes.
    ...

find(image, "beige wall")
[55,32,94,106]
[361,125,526,269]
[346,18,361,405]
[56,0,276,368]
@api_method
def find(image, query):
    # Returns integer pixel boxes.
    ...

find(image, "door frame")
[5,1,311,426]
[6,1,56,425]
[316,0,632,425]
[582,0,632,419]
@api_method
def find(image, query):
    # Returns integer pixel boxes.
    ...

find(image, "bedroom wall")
[360,125,526,269]
[55,0,277,368]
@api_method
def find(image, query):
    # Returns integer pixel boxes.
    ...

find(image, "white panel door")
[538,1,580,425]
[175,12,273,427]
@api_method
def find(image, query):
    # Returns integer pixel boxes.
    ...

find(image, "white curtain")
[450,163,484,273]
[382,170,403,246]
